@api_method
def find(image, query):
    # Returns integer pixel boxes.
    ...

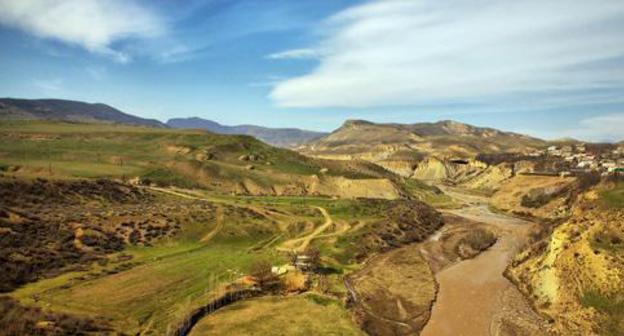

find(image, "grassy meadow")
[0,120,325,186]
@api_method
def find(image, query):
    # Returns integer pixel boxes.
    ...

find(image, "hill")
[299,119,547,179]
[0,98,166,128]
[167,117,327,148]
[0,120,410,199]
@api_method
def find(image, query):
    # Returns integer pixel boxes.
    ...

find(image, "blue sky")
[0,0,623,142]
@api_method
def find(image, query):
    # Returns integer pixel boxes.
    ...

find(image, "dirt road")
[422,187,549,336]
[278,206,333,252]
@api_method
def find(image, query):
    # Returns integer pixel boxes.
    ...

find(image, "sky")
[0,0,623,142]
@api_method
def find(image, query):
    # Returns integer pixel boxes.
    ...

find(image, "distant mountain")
[167,117,327,148]
[303,119,545,155]
[299,119,547,177]
[0,98,166,128]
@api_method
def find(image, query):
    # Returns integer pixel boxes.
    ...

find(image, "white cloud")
[0,0,165,62]
[267,48,319,60]
[270,0,624,108]
[577,113,624,142]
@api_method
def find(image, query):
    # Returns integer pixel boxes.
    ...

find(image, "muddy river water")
[421,188,547,336]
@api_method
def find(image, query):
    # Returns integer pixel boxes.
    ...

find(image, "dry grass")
[188,295,363,336]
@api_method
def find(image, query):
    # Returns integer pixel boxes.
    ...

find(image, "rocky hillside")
[167,117,326,148]
[0,178,178,292]
[298,120,546,180]
[0,98,166,128]
[506,179,624,335]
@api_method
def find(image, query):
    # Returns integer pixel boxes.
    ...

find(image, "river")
[421,187,549,336]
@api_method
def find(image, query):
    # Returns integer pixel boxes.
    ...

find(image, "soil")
[347,245,436,336]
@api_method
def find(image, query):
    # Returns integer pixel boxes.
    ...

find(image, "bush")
[577,172,601,191]
[460,228,497,252]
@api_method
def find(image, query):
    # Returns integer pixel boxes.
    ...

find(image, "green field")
[0,120,324,184]
[601,182,624,209]
[11,206,284,334]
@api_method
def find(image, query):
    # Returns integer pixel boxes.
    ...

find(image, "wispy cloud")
[270,0,624,108]
[267,48,319,60]
[0,0,165,62]
[576,113,624,142]
[34,78,63,94]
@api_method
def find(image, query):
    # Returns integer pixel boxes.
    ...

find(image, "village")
[527,143,624,176]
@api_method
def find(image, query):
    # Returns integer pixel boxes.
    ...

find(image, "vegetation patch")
[141,167,200,189]
[0,296,111,336]
[456,228,497,259]
[600,182,624,209]
[305,293,337,306]
[591,229,623,252]
[580,290,624,336]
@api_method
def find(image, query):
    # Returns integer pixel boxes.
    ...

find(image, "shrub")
[460,228,497,252]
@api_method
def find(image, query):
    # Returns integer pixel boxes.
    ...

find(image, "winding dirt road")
[422,187,548,336]
[278,206,333,252]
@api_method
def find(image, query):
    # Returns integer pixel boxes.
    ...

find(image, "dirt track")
[277,206,333,252]
[422,187,550,336]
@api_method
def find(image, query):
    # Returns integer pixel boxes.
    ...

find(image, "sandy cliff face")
[505,184,624,335]
[230,174,403,199]
[491,175,576,219]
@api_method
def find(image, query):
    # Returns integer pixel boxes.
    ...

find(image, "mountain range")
[0,98,166,128]
[167,117,326,148]
[0,98,326,148]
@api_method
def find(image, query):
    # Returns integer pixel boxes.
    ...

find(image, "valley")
[2,1,623,334]
[0,116,622,336]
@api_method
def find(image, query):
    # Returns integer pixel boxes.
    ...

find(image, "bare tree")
[249,259,280,291]
[304,246,321,271]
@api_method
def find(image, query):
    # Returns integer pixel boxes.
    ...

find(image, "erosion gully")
[421,187,547,336]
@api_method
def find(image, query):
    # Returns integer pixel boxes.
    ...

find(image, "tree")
[249,259,280,291]
[303,246,321,271]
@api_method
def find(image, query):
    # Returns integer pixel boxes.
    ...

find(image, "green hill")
[0,120,408,199]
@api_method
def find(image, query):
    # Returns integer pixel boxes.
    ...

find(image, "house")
[601,160,617,170]
[271,265,295,276]
[294,254,312,271]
